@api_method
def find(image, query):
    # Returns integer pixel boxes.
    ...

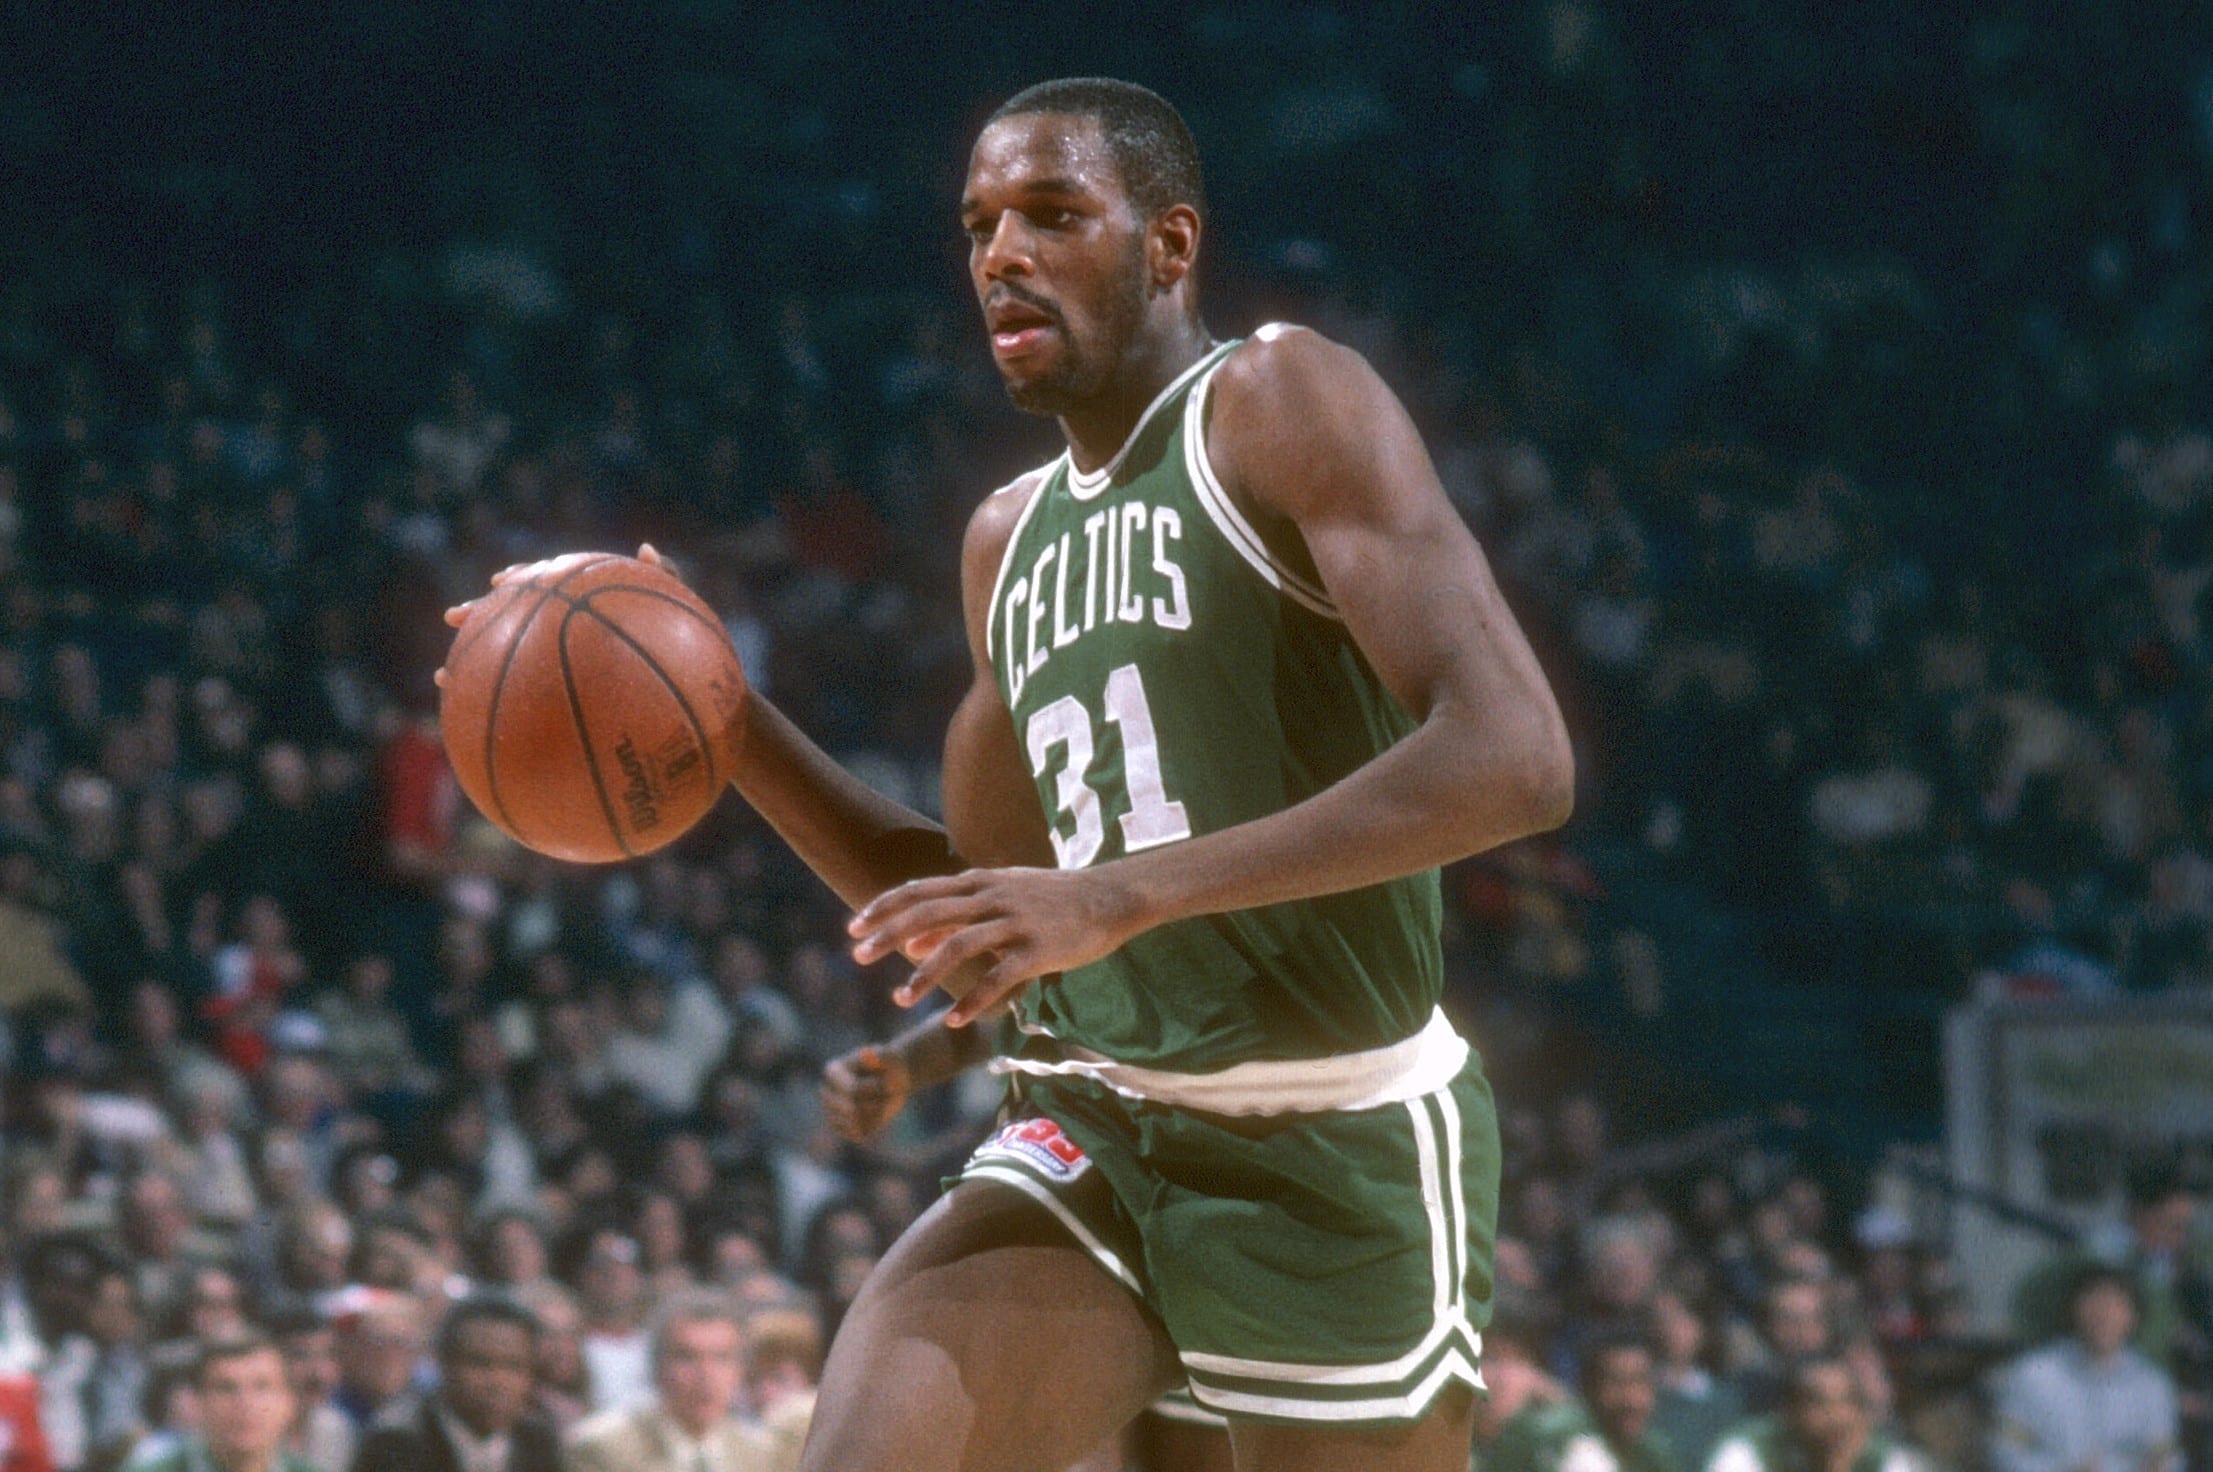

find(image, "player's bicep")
[1212,333,1556,729]
[1299,467,1518,724]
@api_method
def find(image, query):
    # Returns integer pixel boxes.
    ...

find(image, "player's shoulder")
[963,458,1059,572]
[1206,324,1416,520]
[1209,323,1401,466]
[1212,321,1382,422]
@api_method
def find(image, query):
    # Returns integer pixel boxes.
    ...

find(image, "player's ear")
[1149,205,1200,292]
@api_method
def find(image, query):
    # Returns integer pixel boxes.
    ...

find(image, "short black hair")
[435,1294,540,1363]
[987,78,1205,220]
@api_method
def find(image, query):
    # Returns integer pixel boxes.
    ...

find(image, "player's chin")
[1002,363,1079,417]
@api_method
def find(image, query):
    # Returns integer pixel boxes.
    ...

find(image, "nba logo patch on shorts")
[974,1117,1090,1183]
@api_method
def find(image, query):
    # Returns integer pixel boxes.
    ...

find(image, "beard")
[1002,247,1152,418]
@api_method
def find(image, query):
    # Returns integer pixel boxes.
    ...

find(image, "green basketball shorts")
[955,1048,1499,1427]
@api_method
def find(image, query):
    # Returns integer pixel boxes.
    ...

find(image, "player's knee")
[797,1369,975,1472]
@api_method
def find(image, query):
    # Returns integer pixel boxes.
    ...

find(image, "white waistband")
[990,1007,1468,1116]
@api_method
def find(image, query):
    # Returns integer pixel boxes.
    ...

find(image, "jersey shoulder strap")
[1179,324,1339,619]
[980,455,1066,665]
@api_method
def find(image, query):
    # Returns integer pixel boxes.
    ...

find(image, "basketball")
[438,552,748,863]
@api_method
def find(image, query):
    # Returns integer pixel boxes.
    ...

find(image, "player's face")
[963,113,1151,417]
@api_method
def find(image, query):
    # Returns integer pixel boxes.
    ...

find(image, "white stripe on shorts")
[961,1164,1144,1295]
[1189,1349,1483,1423]
[1176,1082,1483,1391]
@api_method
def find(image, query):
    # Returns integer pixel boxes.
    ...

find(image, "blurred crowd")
[0,2,2209,1470]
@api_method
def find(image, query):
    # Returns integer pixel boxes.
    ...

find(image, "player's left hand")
[820,1045,913,1142]
[849,866,1145,1026]
[443,544,679,627]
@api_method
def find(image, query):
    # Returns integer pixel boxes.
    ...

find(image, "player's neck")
[1058,318,1215,473]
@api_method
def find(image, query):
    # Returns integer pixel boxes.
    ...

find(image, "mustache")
[984,284,1063,326]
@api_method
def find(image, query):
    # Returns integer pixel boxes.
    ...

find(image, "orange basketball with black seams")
[438,552,747,863]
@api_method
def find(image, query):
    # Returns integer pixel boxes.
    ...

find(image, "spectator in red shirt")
[372,695,460,1019]
[377,708,457,894]
[203,896,307,1077]
[0,1375,53,1472]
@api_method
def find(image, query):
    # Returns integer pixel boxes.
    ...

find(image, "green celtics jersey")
[983,328,1443,1071]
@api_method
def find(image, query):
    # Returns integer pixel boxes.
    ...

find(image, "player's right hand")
[821,1045,913,1143]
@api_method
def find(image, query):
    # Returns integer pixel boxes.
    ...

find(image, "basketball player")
[478,76,1570,1471]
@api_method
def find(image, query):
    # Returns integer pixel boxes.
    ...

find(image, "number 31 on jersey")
[1024,663,1190,869]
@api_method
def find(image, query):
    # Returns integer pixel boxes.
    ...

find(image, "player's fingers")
[894,920,1009,1000]
[850,873,982,936]
[947,947,1041,1027]
[433,668,449,689]
[852,896,989,966]
[895,922,1014,1008]
[893,927,956,965]
[444,603,473,628]
[637,542,665,567]
[488,562,529,587]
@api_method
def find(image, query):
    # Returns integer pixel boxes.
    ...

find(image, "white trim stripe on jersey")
[991,1007,1469,1116]
[1181,326,1341,620]
[1417,1094,1455,1320]
[1181,1310,1479,1387]
[1064,340,1240,501]
[981,461,1061,665]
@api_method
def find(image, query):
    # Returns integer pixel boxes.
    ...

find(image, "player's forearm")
[729,694,962,909]
[1111,701,1571,930]
[883,1007,998,1089]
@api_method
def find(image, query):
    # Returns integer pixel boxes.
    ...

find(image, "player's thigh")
[1134,1413,1237,1472]
[800,1179,1179,1472]
[1224,1382,1474,1472]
